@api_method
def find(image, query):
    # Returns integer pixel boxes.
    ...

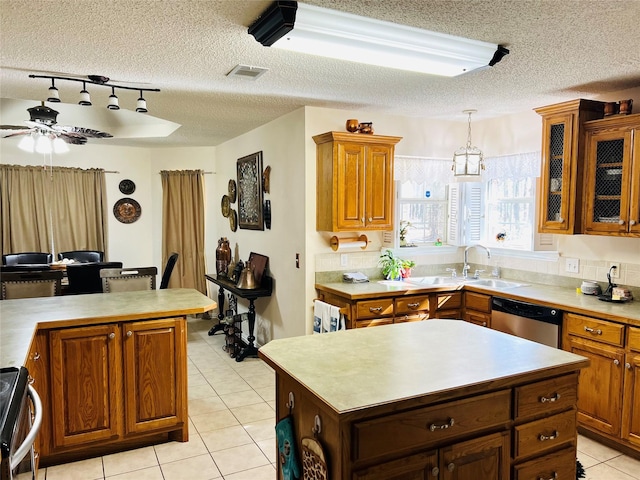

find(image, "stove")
[1,367,31,480]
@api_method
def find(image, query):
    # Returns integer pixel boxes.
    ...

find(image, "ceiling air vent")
[227,64,268,80]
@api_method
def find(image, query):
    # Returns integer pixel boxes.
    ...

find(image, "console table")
[205,274,273,362]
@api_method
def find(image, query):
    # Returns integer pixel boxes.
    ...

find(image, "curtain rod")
[105,170,213,175]
[157,171,214,174]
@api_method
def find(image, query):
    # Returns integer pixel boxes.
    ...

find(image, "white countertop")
[259,320,589,413]
[0,289,216,367]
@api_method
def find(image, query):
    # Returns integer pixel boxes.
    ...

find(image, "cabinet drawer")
[514,373,578,420]
[356,318,393,328]
[356,299,394,320]
[566,313,624,346]
[628,326,640,352]
[465,310,491,328]
[465,292,491,313]
[396,295,429,314]
[513,410,576,460]
[353,390,511,462]
[395,313,429,323]
[513,446,576,480]
[436,292,462,310]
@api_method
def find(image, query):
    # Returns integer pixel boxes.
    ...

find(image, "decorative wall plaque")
[237,151,264,230]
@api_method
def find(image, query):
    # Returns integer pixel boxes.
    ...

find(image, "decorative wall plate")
[228,179,237,203]
[113,198,141,224]
[229,209,237,232]
[221,195,231,218]
[118,179,136,195]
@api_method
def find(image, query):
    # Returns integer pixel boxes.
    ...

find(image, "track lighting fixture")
[29,74,160,113]
[79,82,92,106]
[136,90,148,113]
[107,87,120,110]
[47,79,60,102]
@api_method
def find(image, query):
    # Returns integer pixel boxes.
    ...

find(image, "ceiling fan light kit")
[249,1,509,76]
[28,74,160,112]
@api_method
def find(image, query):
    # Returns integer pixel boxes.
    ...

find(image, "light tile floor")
[40,316,640,479]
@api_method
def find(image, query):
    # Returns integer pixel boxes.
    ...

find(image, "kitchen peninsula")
[0,289,216,467]
[260,320,589,479]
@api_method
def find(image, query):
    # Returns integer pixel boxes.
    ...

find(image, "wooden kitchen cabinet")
[623,327,640,448]
[314,131,402,232]
[463,291,491,327]
[45,317,187,459]
[535,99,605,234]
[582,113,640,236]
[434,291,462,319]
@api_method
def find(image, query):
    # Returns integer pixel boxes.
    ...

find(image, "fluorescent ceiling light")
[249,1,509,76]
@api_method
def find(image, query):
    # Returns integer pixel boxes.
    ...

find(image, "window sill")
[384,245,459,256]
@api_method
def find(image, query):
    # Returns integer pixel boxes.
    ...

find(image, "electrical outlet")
[565,257,579,273]
[609,262,620,278]
[340,254,348,267]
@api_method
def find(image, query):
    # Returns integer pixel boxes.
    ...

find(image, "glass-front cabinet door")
[583,115,640,236]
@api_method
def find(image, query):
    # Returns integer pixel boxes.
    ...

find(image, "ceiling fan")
[0,102,113,146]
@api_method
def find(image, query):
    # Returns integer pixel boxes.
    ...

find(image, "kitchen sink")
[404,276,463,286]
[467,279,528,288]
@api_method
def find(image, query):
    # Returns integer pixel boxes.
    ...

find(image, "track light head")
[47,79,60,102]
[107,87,120,110]
[136,91,148,113]
[79,82,92,106]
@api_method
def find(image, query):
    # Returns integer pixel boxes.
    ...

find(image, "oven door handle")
[10,385,43,471]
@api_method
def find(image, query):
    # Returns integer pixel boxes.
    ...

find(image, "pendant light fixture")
[136,90,148,113]
[78,81,92,106]
[107,87,119,110]
[452,110,484,177]
[47,79,60,102]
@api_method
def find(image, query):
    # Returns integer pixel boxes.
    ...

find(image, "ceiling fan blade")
[0,126,33,138]
[24,120,56,132]
[60,134,88,145]
[54,125,113,138]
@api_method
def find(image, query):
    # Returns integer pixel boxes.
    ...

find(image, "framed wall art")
[237,151,264,230]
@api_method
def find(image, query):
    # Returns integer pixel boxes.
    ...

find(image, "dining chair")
[0,270,64,299]
[100,267,158,293]
[66,262,123,294]
[57,250,104,263]
[159,252,179,289]
[2,252,53,265]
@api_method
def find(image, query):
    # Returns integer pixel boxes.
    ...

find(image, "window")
[391,152,552,252]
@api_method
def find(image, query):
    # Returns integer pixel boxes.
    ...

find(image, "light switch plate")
[340,254,348,267]
[565,258,579,273]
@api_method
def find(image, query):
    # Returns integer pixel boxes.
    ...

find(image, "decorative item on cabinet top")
[329,234,368,251]
[344,118,374,134]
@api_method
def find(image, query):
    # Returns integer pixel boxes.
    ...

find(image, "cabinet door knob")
[127,331,133,337]
[32,352,40,361]
[481,321,487,327]
[361,217,365,225]
[614,359,620,366]
[368,217,373,223]
[447,462,455,472]
[630,220,637,226]
[108,332,116,339]
[27,375,35,385]
[618,219,625,225]
[431,466,440,477]
[626,362,632,370]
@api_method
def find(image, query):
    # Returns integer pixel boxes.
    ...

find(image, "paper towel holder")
[330,234,368,251]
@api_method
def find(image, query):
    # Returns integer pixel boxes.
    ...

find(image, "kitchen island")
[0,289,216,466]
[259,320,589,479]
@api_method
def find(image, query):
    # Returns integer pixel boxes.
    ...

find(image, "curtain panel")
[0,164,107,258]
[161,169,206,293]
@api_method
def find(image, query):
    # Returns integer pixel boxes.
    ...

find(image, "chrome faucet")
[463,244,491,279]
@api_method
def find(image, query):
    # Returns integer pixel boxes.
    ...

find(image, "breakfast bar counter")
[260,320,589,479]
[0,289,216,467]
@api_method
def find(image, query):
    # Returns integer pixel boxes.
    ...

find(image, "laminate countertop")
[315,279,640,326]
[0,288,216,368]
[259,320,589,413]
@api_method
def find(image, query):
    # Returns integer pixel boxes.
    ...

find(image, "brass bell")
[236,261,257,289]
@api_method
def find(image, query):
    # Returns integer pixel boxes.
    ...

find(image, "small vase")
[345,119,359,132]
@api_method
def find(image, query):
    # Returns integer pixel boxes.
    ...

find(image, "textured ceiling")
[1,0,640,148]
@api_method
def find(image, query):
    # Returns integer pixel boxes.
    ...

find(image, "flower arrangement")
[379,249,415,280]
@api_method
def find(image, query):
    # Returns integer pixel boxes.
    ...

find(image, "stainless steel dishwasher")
[491,297,562,348]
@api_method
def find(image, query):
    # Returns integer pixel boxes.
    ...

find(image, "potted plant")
[399,220,412,246]
[379,250,415,280]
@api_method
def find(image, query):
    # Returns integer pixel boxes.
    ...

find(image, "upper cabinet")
[582,114,640,236]
[535,99,605,234]
[314,131,402,232]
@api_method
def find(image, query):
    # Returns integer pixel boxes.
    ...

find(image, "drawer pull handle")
[584,326,602,335]
[540,393,561,403]
[369,307,383,313]
[481,321,487,327]
[32,352,41,361]
[407,302,420,309]
[538,473,558,480]
[539,430,559,442]
[27,375,35,385]
[429,418,455,431]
